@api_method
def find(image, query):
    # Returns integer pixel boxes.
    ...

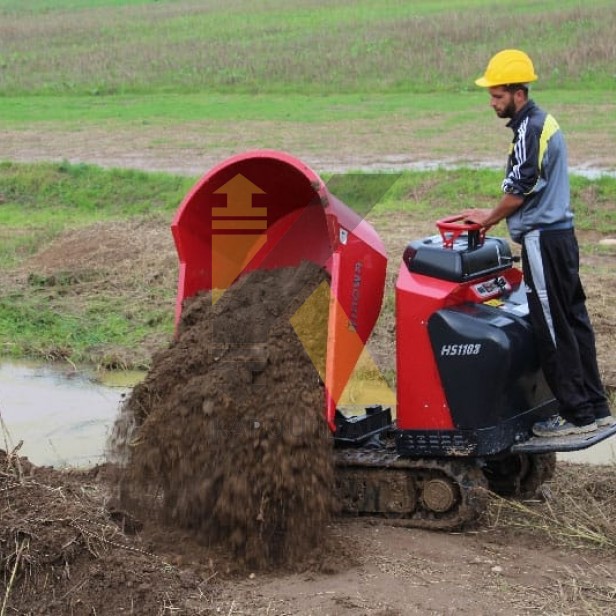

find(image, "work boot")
[593,402,614,427]
[532,415,597,438]
[596,415,615,428]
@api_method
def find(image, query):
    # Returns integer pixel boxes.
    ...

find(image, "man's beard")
[495,99,517,119]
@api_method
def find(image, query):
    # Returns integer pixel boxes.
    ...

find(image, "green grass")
[2,162,614,254]
[0,161,193,226]
[0,288,169,368]
[0,0,614,96]
[1,1,614,175]
[329,168,616,234]
[1,162,614,368]
[2,89,616,128]
[571,176,616,232]
[0,92,461,125]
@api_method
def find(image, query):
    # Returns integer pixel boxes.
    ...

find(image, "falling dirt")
[109,261,334,571]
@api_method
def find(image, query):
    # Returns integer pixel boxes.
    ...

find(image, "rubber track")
[334,447,490,530]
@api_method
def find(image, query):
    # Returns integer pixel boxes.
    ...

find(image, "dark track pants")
[521,227,609,426]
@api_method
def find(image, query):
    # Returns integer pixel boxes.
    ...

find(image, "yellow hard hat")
[475,49,538,87]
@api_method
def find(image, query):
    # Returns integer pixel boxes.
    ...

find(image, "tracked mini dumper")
[171,150,616,530]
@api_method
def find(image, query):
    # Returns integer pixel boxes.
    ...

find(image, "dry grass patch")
[488,463,616,552]
[0,440,214,615]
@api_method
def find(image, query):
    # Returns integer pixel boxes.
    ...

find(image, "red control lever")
[436,215,485,249]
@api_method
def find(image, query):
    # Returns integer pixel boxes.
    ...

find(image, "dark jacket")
[503,100,573,243]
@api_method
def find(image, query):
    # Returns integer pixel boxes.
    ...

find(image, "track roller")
[421,477,458,513]
[482,452,556,498]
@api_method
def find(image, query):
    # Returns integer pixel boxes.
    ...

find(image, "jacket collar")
[507,99,536,130]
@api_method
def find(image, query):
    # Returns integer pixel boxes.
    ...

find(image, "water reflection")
[0,360,613,468]
[0,361,136,467]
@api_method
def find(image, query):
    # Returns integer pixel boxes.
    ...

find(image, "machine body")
[172,151,616,528]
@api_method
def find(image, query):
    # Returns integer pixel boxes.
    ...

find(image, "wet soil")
[3,452,616,615]
[0,454,211,615]
[109,262,334,571]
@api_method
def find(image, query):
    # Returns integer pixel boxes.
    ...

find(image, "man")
[463,49,612,437]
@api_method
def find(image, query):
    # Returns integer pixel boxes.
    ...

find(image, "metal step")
[511,421,616,454]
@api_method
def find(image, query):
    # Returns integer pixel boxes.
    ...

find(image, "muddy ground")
[3,455,616,615]
[1,125,616,615]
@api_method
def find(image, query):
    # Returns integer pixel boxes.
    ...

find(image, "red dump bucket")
[171,150,387,432]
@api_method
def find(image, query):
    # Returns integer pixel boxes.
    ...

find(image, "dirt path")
[2,114,615,177]
[209,523,616,615]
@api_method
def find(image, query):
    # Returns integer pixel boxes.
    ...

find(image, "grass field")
[1,0,615,97]
[1,1,615,177]
[0,0,615,367]
[0,161,614,368]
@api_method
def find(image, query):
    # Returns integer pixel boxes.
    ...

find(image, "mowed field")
[1,0,616,173]
[2,0,616,96]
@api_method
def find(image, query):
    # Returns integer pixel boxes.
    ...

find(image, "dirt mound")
[24,219,175,277]
[110,261,334,570]
[5,218,179,369]
[0,451,213,615]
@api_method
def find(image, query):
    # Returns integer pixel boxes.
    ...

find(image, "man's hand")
[461,194,524,231]
[461,208,494,229]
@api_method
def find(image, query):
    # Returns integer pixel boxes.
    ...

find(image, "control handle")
[436,215,486,250]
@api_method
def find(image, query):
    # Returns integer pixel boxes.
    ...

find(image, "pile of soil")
[109,261,334,570]
[0,451,211,615]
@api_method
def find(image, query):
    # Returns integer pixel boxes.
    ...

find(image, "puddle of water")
[320,158,616,180]
[96,369,146,388]
[0,361,139,468]
[0,359,613,468]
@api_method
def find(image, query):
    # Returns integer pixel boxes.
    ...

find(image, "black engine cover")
[396,299,558,458]
[428,302,555,430]
[404,234,512,282]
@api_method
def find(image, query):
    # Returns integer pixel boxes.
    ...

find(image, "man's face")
[488,86,517,119]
